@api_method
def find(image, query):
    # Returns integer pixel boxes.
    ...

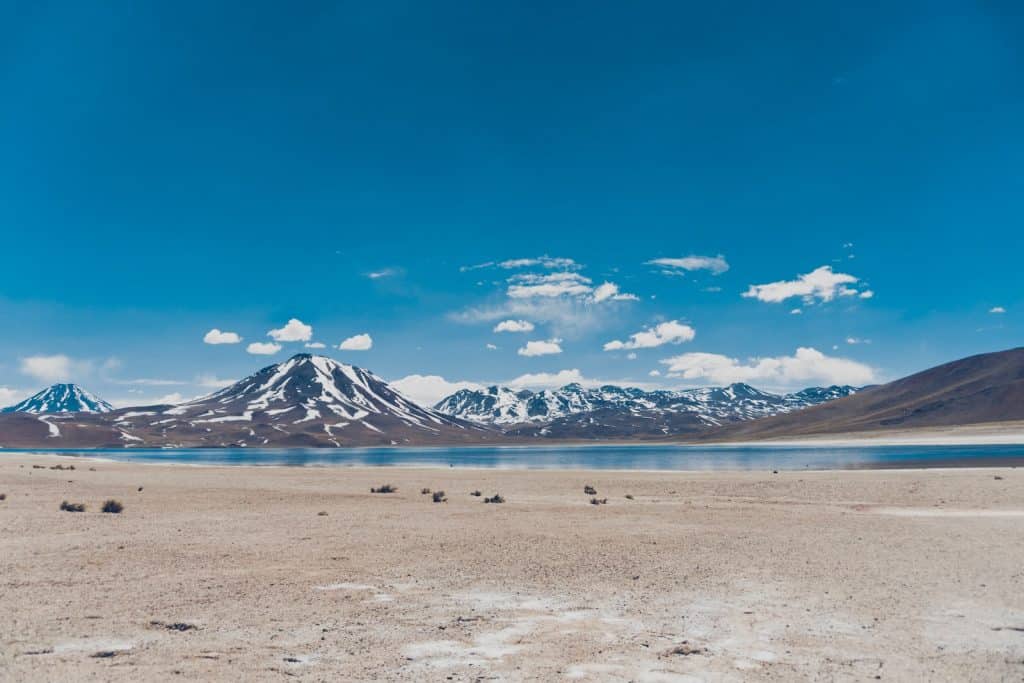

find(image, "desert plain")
[1,453,1023,682]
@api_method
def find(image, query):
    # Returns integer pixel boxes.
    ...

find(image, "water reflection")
[5,443,1023,470]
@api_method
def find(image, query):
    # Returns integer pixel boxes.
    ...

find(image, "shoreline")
[3,420,1023,453]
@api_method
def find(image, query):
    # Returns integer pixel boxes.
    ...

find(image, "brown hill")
[702,346,1024,440]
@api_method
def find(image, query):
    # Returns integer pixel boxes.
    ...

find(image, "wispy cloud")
[18,355,95,382]
[461,256,581,272]
[0,386,30,406]
[367,267,402,279]
[647,255,729,275]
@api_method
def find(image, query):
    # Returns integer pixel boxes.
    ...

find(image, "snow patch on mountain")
[434,382,859,426]
[2,384,114,414]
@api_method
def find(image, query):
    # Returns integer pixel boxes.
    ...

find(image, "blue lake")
[4,443,1023,470]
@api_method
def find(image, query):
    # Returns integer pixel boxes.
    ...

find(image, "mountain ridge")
[0,347,1021,448]
[434,381,860,434]
[699,346,1024,440]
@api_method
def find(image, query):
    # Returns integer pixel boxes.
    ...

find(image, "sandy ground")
[2,454,1023,682]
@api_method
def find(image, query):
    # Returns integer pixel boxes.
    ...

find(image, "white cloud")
[648,370,661,377]
[505,369,586,390]
[989,306,1006,314]
[494,319,535,333]
[0,387,30,406]
[390,375,484,407]
[247,342,282,355]
[743,266,867,304]
[790,308,803,315]
[203,329,242,345]
[20,355,75,382]
[647,255,729,275]
[486,343,498,350]
[196,374,235,389]
[153,392,186,405]
[338,333,373,351]
[592,282,639,302]
[604,320,696,351]
[845,337,870,345]
[517,339,564,357]
[660,347,875,388]
[304,342,326,349]
[267,318,313,342]
[626,352,638,360]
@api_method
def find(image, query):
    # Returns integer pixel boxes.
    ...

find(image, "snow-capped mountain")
[435,382,860,430]
[105,354,483,447]
[1,384,113,414]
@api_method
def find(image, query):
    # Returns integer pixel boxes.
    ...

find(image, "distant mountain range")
[434,383,859,438]
[0,347,1021,448]
[1,384,113,414]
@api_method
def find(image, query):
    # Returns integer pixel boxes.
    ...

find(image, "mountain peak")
[2,383,113,414]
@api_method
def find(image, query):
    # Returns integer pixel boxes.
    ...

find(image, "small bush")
[432,490,447,503]
[370,484,397,494]
[483,494,505,504]
[32,465,45,469]
[49,464,75,471]
[60,500,86,512]
[150,620,197,632]
[317,511,328,516]
[590,497,608,506]
[0,493,6,501]
[421,487,431,495]
[101,500,124,514]
[583,485,597,495]
[470,490,482,497]
[625,494,634,500]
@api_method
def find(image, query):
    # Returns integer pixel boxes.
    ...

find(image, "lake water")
[5,443,1023,470]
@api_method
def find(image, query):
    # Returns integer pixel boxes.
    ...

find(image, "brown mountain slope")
[701,346,1024,440]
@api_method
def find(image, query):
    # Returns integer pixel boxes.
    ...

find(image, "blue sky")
[0,1,1020,407]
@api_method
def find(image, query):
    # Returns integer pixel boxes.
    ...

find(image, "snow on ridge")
[435,382,860,426]
[3,384,113,415]
[136,354,463,432]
